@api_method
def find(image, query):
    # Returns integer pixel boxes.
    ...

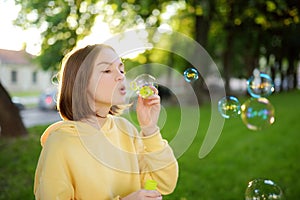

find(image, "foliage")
[14,0,300,90]
[1,91,300,199]
[208,0,300,74]
[14,0,99,71]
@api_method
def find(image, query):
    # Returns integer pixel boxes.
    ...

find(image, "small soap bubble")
[51,73,59,85]
[245,178,284,200]
[218,96,241,119]
[130,74,157,99]
[241,98,275,131]
[183,68,199,83]
[247,69,274,98]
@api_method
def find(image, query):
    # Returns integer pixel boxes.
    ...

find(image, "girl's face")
[87,47,126,110]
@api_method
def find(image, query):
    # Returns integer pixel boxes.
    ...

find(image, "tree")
[106,0,218,103]
[0,0,99,137]
[11,0,299,118]
[209,0,300,94]
[0,83,27,137]
[15,0,99,71]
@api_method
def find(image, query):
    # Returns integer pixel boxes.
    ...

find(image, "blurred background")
[0,0,299,199]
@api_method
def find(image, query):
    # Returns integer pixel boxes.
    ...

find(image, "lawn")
[0,91,299,199]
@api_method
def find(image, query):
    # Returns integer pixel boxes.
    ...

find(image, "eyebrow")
[119,62,124,67]
[96,61,124,68]
[96,61,112,66]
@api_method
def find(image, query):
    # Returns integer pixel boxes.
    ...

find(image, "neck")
[81,114,108,130]
[94,102,111,119]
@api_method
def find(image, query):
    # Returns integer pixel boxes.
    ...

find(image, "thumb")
[137,95,145,107]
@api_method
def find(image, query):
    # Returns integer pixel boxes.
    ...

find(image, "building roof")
[0,49,34,65]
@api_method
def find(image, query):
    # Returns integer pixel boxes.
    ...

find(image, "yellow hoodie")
[34,115,178,200]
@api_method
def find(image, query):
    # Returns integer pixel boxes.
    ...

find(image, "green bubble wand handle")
[144,179,158,190]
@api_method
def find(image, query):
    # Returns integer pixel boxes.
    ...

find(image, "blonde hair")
[57,44,123,120]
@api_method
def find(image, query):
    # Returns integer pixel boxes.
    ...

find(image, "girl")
[34,44,178,200]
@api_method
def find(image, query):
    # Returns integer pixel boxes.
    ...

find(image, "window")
[11,70,17,83]
[32,71,37,84]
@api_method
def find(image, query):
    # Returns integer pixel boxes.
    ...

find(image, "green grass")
[0,91,299,199]
[9,91,40,97]
[0,126,45,200]
[163,91,300,200]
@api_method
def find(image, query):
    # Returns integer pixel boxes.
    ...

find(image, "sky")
[0,0,115,55]
[0,0,164,59]
[0,0,42,54]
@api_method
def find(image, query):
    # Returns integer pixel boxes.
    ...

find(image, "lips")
[119,85,126,95]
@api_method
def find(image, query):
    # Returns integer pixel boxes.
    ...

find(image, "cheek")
[88,75,104,99]
[95,79,113,96]
[88,77,99,95]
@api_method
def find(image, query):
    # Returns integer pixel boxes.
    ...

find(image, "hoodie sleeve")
[139,130,179,195]
[114,116,179,195]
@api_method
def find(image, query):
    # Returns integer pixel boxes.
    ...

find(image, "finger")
[148,93,160,98]
[137,94,144,103]
[147,95,160,102]
[150,86,159,95]
[146,99,161,106]
[144,197,162,200]
[143,190,162,197]
[143,94,160,101]
[138,95,160,105]
[138,98,160,107]
[145,197,162,200]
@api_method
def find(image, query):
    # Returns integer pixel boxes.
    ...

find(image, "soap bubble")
[51,73,59,85]
[247,69,274,98]
[241,98,275,131]
[183,67,199,82]
[218,96,241,119]
[245,178,284,200]
[130,74,157,99]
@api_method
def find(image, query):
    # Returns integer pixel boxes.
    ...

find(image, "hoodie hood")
[40,121,78,147]
[40,116,114,147]
[39,117,141,173]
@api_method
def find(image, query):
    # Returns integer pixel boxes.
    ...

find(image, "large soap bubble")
[247,69,274,98]
[245,178,284,200]
[241,98,275,131]
[218,96,241,119]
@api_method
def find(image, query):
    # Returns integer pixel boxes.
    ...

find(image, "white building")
[0,49,52,93]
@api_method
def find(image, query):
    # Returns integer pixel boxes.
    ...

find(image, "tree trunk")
[192,13,211,104]
[223,30,234,95]
[0,82,27,137]
[221,0,234,95]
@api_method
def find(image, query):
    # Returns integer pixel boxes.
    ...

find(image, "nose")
[115,70,125,81]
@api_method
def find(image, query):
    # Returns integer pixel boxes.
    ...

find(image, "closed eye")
[102,69,111,73]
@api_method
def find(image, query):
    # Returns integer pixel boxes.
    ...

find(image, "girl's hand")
[120,189,162,200]
[136,87,161,136]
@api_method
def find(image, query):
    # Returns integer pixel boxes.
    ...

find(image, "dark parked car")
[12,97,25,110]
[38,87,57,110]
